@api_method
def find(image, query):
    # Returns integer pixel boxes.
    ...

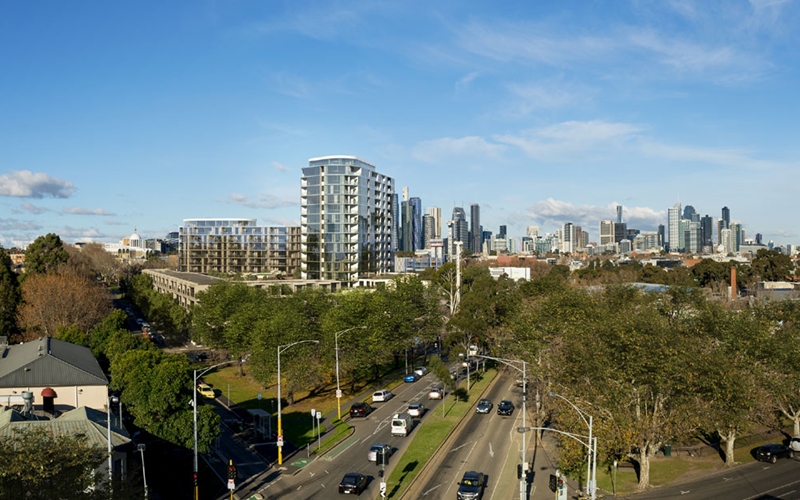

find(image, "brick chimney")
[730,266,737,300]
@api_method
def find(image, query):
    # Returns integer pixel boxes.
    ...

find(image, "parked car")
[790,435,800,452]
[428,387,444,400]
[349,402,373,418]
[449,369,458,380]
[372,390,394,403]
[404,373,419,383]
[756,443,794,463]
[197,383,215,399]
[413,366,428,377]
[476,398,493,414]
[367,443,392,463]
[457,470,485,500]
[338,472,367,495]
[407,402,424,418]
[497,400,515,416]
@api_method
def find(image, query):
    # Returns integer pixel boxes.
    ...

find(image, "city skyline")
[2,1,799,248]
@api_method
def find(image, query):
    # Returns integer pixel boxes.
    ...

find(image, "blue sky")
[1,1,799,249]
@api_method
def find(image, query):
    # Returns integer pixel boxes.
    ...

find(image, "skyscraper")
[683,205,696,222]
[700,215,713,249]
[526,225,540,238]
[498,225,507,239]
[448,207,468,257]
[599,220,614,245]
[410,196,422,251]
[391,193,399,253]
[423,214,435,248]
[616,205,623,224]
[301,156,394,282]
[668,203,681,252]
[470,203,481,254]
[721,206,730,229]
[428,207,442,239]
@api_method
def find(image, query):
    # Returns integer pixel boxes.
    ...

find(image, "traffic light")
[228,464,237,480]
[549,474,557,492]
[193,472,198,486]
[378,468,384,478]
[517,464,523,479]
[557,477,564,491]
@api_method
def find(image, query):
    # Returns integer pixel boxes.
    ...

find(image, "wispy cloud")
[17,202,50,215]
[505,81,588,112]
[0,218,43,231]
[455,71,482,93]
[227,193,299,209]
[0,170,76,198]
[494,120,643,160]
[273,161,291,172]
[267,72,312,99]
[412,136,506,163]
[62,207,115,216]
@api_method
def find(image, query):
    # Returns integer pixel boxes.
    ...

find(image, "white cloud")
[494,120,643,160]
[273,161,291,172]
[520,198,665,234]
[0,170,76,198]
[638,140,788,171]
[455,71,481,93]
[412,136,506,164]
[506,81,588,112]
[267,72,312,99]
[227,193,299,209]
[0,218,43,231]
[17,202,50,215]
[62,207,115,216]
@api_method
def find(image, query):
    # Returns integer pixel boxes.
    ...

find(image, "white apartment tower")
[428,207,442,239]
[301,156,394,282]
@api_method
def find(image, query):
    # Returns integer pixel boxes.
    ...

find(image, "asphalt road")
[251,373,450,500]
[629,454,800,500]
[403,370,530,500]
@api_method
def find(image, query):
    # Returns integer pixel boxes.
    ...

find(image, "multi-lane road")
[256,373,451,499]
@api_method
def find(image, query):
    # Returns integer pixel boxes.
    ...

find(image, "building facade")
[179,219,301,276]
[300,156,394,282]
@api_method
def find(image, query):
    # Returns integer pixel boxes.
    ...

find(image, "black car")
[349,402,373,418]
[457,470,485,500]
[756,443,794,463]
[339,473,368,495]
[497,400,515,416]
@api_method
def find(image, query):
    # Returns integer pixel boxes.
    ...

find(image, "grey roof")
[147,269,223,286]
[0,406,130,449]
[0,337,108,387]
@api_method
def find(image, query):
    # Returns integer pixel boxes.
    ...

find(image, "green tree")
[110,349,219,451]
[750,249,793,282]
[0,427,116,499]
[0,247,20,338]
[24,233,70,275]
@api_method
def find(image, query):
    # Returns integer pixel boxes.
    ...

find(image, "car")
[476,398,493,414]
[372,390,394,403]
[407,402,424,418]
[135,318,144,325]
[457,470,485,500]
[404,373,419,383]
[193,352,208,362]
[338,472,367,495]
[428,387,444,400]
[413,366,428,377]
[756,443,794,463]
[497,400,515,416]
[349,402,373,418]
[367,443,392,463]
[515,377,529,387]
[197,383,215,399]
[791,435,800,452]
[449,369,458,380]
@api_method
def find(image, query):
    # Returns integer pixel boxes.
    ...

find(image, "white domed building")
[103,228,153,261]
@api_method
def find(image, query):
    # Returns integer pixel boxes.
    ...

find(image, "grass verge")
[385,368,497,499]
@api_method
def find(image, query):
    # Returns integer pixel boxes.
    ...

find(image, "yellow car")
[197,383,215,399]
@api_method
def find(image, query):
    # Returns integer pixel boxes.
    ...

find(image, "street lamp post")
[548,391,596,500]
[471,354,527,500]
[107,394,119,491]
[335,326,367,420]
[137,443,148,499]
[278,340,320,465]
[193,358,247,500]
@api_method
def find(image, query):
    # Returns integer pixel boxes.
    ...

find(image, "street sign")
[277,435,284,447]
[228,479,235,490]
[379,481,387,498]
[258,392,262,401]
[311,408,316,417]
[316,411,322,419]
[336,389,342,398]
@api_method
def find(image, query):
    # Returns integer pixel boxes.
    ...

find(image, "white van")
[391,412,413,437]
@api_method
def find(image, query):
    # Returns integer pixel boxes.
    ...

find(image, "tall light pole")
[277,339,320,465]
[137,443,148,499]
[107,394,118,491]
[472,354,527,500]
[335,326,367,420]
[549,391,596,500]
[193,358,246,500]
